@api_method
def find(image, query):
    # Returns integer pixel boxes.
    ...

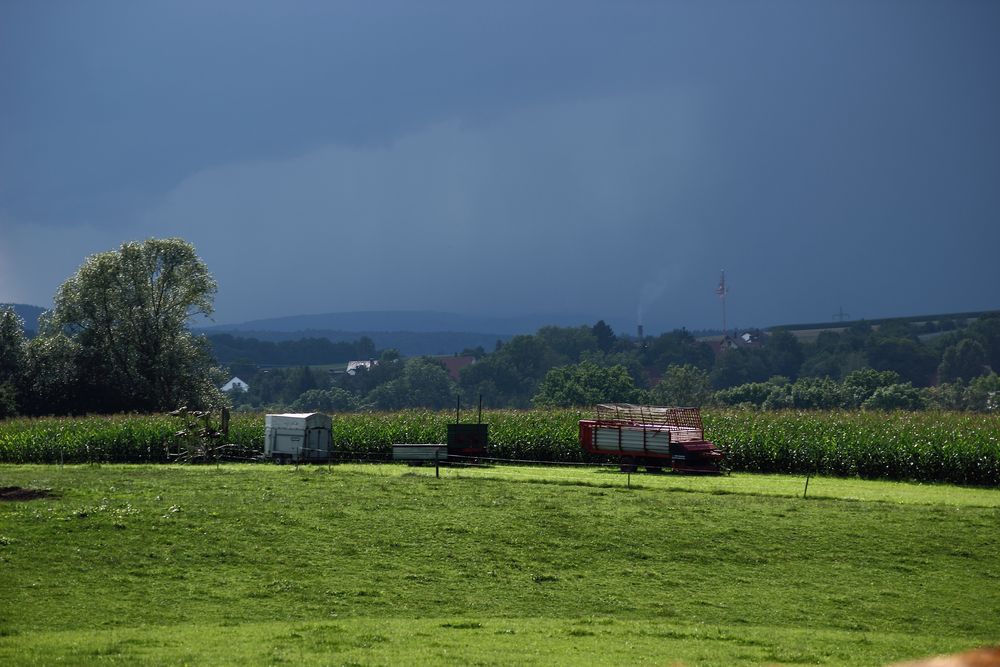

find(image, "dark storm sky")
[2,1,998,334]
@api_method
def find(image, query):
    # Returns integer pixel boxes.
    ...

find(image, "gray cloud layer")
[2,1,998,332]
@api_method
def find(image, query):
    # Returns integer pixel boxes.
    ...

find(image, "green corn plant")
[2,408,998,485]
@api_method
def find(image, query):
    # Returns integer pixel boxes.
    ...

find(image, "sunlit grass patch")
[0,463,997,665]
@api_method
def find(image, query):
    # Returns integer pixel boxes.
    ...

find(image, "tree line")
[1,236,997,418]
[208,333,376,368]
[223,316,1000,414]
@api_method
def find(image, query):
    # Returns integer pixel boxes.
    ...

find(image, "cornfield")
[1,409,997,486]
[706,410,1000,486]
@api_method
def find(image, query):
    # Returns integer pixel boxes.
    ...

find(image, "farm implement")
[579,403,725,474]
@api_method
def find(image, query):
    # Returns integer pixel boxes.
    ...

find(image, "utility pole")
[716,270,729,339]
[833,306,850,323]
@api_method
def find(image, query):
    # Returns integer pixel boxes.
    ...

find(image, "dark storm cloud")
[2,1,998,331]
[1,1,687,224]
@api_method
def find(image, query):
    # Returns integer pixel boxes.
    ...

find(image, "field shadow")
[0,486,55,501]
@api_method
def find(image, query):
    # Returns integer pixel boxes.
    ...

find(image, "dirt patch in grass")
[0,486,53,501]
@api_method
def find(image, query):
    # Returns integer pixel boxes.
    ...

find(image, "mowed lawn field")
[1,464,998,665]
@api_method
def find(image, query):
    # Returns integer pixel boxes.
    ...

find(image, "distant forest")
[206,329,513,357]
[208,333,377,367]
[219,312,1000,414]
[5,298,997,416]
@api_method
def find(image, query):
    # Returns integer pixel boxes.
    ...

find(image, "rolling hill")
[0,303,45,335]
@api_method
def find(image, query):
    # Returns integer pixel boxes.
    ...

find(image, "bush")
[862,383,927,411]
[715,377,788,408]
[843,369,902,407]
[291,388,359,413]
[966,373,1000,412]
[924,382,965,411]
[789,377,848,410]
[762,386,793,410]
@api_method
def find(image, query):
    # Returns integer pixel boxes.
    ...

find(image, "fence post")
[435,449,440,479]
[803,445,818,499]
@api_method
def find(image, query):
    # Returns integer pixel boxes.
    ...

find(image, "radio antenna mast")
[716,270,729,338]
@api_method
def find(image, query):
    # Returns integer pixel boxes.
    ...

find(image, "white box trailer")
[265,413,332,461]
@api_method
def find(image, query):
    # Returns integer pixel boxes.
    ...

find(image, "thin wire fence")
[250,445,666,489]
[275,446,630,469]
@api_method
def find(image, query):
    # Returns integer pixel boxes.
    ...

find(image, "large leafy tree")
[532,361,642,408]
[968,314,1000,372]
[365,357,455,410]
[591,320,616,353]
[710,347,771,388]
[45,238,223,413]
[649,364,713,407]
[641,329,715,371]
[763,330,804,379]
[0,308,26,380]
[19,333,82,416]
[938,339,990,384]
[0,308,26,417]
[459,334,560,407]
[536,326,598,366]
[864,337,937,386]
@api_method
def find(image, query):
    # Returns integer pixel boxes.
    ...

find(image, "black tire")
[620,457,638,473]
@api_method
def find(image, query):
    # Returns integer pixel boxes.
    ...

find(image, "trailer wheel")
[620,457,638,473]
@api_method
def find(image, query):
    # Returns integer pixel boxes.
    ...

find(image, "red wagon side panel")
[578,404,724,474]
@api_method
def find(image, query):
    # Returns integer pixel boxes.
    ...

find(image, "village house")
[220,377,249,392]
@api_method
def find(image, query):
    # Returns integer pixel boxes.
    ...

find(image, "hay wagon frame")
[578,403,725,474]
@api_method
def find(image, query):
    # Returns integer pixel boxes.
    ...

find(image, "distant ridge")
[200,310,601,336]
[768,309,1000,332]
[0,303,45,334]
[207,329,514,357]
[196,310,609,357]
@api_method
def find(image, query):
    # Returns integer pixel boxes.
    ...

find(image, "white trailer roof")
[265,413,333,428]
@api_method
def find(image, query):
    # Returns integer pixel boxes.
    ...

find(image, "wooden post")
[803,447,818,498]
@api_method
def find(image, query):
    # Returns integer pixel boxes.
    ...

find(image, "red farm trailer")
[579,403,725,474]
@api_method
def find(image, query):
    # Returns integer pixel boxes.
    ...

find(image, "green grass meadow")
[1,463,998,665]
